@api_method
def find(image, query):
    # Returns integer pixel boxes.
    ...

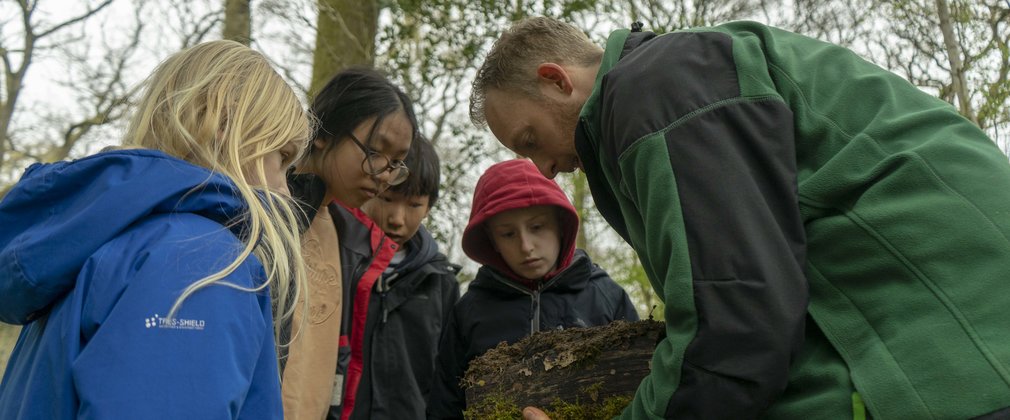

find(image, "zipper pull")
[531,290,541,334]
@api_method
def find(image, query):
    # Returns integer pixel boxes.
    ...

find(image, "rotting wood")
[463,319,665,419]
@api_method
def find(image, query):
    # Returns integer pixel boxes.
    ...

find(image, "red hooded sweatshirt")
[461,159,580,287]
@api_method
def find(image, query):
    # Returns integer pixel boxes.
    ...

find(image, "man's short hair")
[469,16,602,126]
[389,135,440,207]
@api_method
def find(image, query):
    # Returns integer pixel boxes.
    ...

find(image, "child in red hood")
[426,159,638,419]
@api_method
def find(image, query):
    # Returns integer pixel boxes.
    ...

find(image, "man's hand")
[523,407,551,420]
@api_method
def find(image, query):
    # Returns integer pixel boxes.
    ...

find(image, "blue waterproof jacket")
[0,149,282,419]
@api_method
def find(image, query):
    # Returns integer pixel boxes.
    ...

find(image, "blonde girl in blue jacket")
[0,40,309,419]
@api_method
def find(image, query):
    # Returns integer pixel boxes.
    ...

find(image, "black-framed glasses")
[346,132,410,186]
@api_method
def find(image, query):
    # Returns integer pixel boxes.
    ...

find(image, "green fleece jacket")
[575,21,1010,419]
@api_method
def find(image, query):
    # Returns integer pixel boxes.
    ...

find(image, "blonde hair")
[470,16,602,126]
[125,40,310,340]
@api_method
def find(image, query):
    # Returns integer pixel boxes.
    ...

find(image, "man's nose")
[533,159,558,179]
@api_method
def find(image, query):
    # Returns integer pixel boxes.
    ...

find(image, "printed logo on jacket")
[144,313,206,330]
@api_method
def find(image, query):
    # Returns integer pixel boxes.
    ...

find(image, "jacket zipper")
[494,276,561,335]
[377,272,399,324]
[531,289,540,335]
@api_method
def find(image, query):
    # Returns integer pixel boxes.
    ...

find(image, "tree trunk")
[571,172,591,250]
[309,0,379,98]
[223,0,252,45]
[935,0,977,125]
[463,320,664,419]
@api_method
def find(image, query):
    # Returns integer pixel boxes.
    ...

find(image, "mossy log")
[463,320,665,420]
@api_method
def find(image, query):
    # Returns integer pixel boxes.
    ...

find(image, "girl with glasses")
[283,67,420,420]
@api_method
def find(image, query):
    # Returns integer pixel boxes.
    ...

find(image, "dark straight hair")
[389,134,440,207]
[308,67,419,154]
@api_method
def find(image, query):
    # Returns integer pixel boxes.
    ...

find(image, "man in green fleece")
[472,16,1010,420]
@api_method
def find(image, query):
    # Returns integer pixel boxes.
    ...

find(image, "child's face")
[245,140,300,196]
[486,205,562,281]
[362,190,430,247]
[313,111,412,208]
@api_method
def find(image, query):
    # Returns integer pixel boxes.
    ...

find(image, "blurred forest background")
[1,0,1008,377]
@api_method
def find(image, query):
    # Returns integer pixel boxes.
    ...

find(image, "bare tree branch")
[1,0,115,172]
[42,8,144,163]
[34,0,114,39]
[164,1,223,49]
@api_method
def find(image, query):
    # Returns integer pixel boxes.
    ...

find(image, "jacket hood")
[0,149,249,324]
[461,159,579,284]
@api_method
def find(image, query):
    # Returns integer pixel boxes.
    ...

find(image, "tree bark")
[223,0,252,45]
[309,0,379,98]
[935,0,978,125]
[464,320,664,419]
[572,172,591,250]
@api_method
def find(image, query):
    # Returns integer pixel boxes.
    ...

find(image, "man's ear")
[536,63,573,99]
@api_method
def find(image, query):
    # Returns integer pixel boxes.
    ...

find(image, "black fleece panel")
[575,123,631,244]
[599,31,739,169]
[619,31,657,59]
[973,406,1010,420]
[597,29,807,416]
[663,100,808,417]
